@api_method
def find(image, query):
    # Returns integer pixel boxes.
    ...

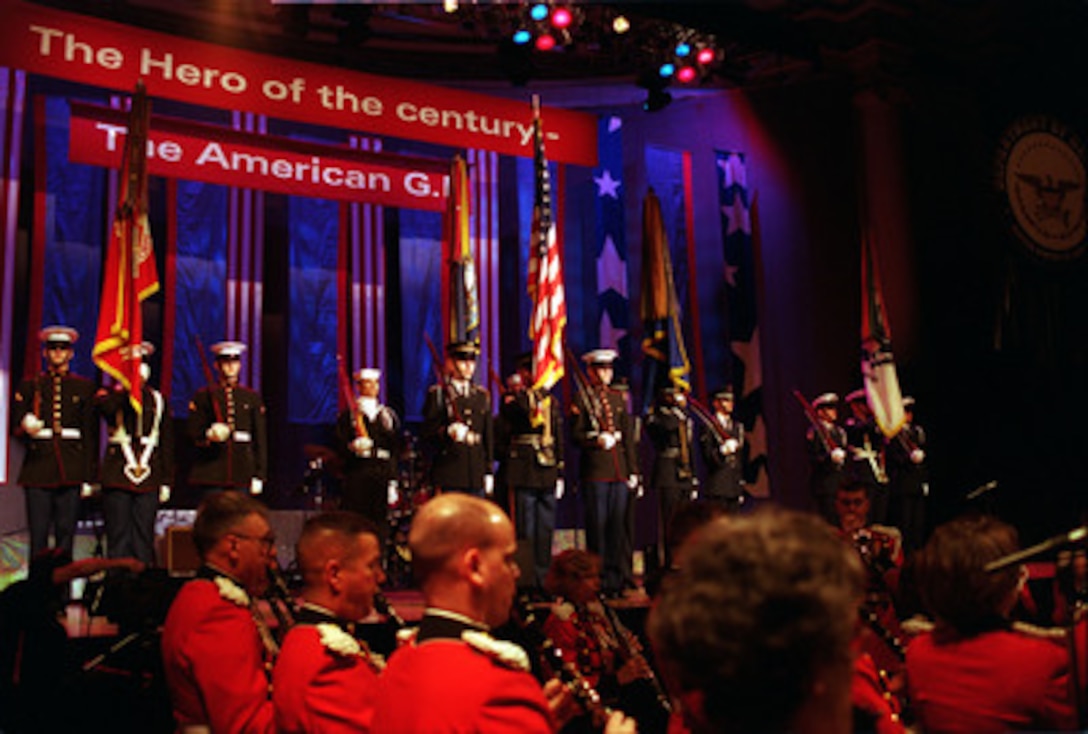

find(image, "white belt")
[233,431,252,443]
[361,448,391,460]
[33,427,81,439]
[108,435,157,446]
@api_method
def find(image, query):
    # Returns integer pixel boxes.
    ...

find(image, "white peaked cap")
[582,348,618,365]
[211,341,247,358]
[356,368,382,381]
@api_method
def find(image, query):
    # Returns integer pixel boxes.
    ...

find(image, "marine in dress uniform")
[496,353,563,589]
[335,368,400,535]
[94,342,173,565]
[806,392,848,525]
[843,389,891,524]
[570,349,639,596]
[11,326,98,556]
[698,386,745,513]
[886,396,928,552]
[273,512,386,734]
[187,341,268,494]
[372,493,583,733]
[645,386,697,564]
[421,340,494,497]
[161,492,277,734]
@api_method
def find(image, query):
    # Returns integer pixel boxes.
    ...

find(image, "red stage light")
[535,34,557,51]
[551,7,572,29]
[677,66,697,83]
[696,48,715,65]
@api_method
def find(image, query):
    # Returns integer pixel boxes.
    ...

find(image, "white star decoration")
[722,199,751,236]
[599,310,627,352]
[717,154,748,189]
[724,260,739,287]
[594,169,621,199]
[596,235,628,298]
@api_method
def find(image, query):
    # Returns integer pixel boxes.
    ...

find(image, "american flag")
[527,95,566,401]
[93,81,159,414]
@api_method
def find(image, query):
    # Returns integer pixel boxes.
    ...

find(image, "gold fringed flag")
[445,153,479,346]
[527,95,566,424]
[861,225,905,437]
[93,81,159,414]
[640,187,691,411]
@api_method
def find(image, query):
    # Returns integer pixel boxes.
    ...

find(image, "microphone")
[965,480,998,501]
[985,526,1088,573]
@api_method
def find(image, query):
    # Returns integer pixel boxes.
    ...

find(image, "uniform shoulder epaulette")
[461,630,530,671]
[1011,620,1069,641]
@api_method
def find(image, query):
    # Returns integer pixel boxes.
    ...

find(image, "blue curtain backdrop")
[287,196,339,423]
[44,95,105,378]
[172,181,228,416]
[399,208,443,421]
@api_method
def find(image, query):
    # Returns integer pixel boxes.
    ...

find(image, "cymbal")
[303,443,338,462]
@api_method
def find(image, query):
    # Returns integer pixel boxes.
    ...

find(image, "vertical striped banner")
[469,148,499,401]
[228,111,265,389]
[346,136,386,389]
[594,116,628,369]
[0,68,25,483]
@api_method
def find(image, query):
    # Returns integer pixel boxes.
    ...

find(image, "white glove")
[597,433,617,450]
[250,477,263,496]
[831,447,846,465]
[922,482,930,498]
[21,413,44,436]
[627,474,639,491]
[139,362,151,381]
[555,478,565,500]
[207,422,231,442]
[159,485,171,503]
[722,438,740,454]
[448,422,470,443]
[80,482,97,499]
[910,448,926,464]
[690,488,699,501]
[387,480,399,506]
[483,474,494,497]
[351,436,374,454]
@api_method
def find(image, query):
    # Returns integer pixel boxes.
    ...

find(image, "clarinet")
[373,591,407,630]
[511,596,616,728]
[597,593,673,715]
[266,562,297,645]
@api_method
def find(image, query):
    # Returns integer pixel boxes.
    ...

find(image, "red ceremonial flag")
[93,81,160,414]
[527,95,566,406]
[861,225,905,437]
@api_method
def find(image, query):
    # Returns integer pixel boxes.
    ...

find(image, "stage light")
[551,7,572,29]
[530,4,549,22]
[697,47,715,65]
[658,62,675,78]
[513,29,532,45]
[612,15,630,34]
[443,0,458,13]
[677,66,697,83]
[536,33,557,51]
[675,42,691,57]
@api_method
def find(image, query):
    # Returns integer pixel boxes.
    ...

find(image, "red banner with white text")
[69,102,450,211]
[0,0,597,166]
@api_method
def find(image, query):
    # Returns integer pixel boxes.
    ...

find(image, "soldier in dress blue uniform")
[421,340,494,498]
[570,349,638,596]
[11,326,98,556]
[187,341,267,495]
[887,396,928,552]
[94,341,173,565]
[336,367,401,535]
[699,386,746,513]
